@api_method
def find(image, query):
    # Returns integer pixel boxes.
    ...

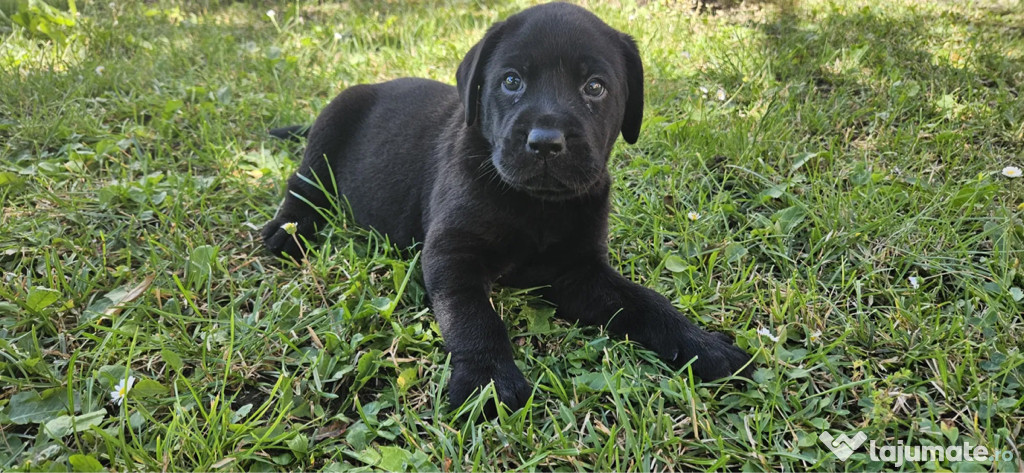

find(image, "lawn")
[1,0,1022,471]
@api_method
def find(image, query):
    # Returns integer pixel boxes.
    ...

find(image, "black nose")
[526,128,566,157]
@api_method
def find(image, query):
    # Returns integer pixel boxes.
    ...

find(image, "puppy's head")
[457,3,644,201]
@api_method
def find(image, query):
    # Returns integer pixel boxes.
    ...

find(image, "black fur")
[264,2,752,413]
[267,124,310,141]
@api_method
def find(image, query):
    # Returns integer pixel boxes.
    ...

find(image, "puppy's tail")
[268,124,311,141]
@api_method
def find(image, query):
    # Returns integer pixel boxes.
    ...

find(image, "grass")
[1,0,1022,471]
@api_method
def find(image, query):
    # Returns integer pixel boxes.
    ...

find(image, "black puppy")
[264,2,752,411]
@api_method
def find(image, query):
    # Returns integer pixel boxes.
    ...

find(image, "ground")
[0,0,1022,471]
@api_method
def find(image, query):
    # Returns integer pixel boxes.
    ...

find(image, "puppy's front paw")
[262,216,314,260]
[448,356,530,415]
[634,316,753,381]
[685,330,753,381]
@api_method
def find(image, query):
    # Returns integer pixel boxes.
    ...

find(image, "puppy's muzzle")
[526,128,566,158]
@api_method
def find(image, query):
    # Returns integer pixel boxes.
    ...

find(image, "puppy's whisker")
[474,160,506,189]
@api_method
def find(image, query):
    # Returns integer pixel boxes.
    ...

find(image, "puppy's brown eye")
[502,73,523,92]
[583,79,605,97]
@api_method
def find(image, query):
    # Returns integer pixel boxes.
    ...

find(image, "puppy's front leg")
[423,238,531,412]
[546,262,753,381]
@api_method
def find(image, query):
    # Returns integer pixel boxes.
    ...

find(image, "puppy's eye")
[502,73,523,93]
[583,79,605,97]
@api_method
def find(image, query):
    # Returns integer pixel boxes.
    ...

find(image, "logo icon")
[819,431,868,461]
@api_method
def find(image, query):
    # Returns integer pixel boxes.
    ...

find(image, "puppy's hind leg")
[262,164,337,261]
[263,85,377,260]
[263,131,346,261]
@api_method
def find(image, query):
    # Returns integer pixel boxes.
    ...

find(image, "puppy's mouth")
[490,152,603,200]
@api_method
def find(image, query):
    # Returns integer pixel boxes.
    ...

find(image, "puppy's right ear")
[456,21,506,127]
[618,33,645,145]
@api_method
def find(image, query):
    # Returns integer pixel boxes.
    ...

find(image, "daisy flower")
[1002,166,1021,178]
[687,211,700,221]
[266,9,276,18]
[281,222,297,235]
[757,327,780,342]
[111,376,136,406]
[908,276,919,289]
[716,88,726,101]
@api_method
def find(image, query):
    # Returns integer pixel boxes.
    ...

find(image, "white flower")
[716,88,727,101]
[111,376,136,406]
[699,86,709,95]
[94,66,105,75]
[281,222,297,235]
[1002,166,1022,178]
[809,330,822,343]
[333,32,343,40]
[908,276,919,289]
[757,327,780,342]
[266,9,276,18]
[687,211,700,221]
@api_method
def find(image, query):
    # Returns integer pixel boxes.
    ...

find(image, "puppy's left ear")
[457,21,506,127]
[619,34,645,144]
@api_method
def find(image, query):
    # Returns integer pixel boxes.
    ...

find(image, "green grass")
[1,0,1022,471]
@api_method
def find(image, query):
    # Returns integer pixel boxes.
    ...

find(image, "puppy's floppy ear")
[619,34,645,144]
[456,21,506,127]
